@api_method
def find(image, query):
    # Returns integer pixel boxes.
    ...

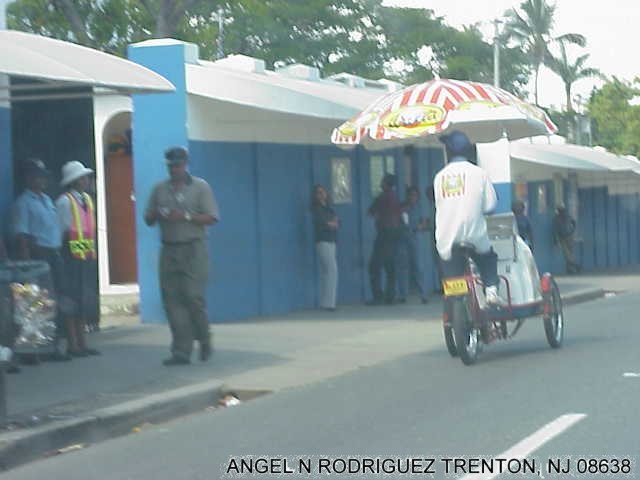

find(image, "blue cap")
[439,130,473,156]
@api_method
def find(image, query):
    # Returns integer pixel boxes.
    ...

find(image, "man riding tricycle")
[436,131,563,365]
[331,79,564,365]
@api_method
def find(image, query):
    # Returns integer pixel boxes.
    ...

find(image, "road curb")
[0,379,224,472]
[560,287,606,306]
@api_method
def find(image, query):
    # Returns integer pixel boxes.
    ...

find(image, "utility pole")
[493,19,502,88]
[0,0,9,29]
[216,5,224,60]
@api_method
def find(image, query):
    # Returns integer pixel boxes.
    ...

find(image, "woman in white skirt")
[311,185,338,311]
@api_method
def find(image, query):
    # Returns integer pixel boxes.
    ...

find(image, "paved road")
[4,293,639,480]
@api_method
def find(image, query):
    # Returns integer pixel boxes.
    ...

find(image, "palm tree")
[546,42,603,111]
[504,0,586,105]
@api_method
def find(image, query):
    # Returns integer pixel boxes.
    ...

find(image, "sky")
[383,0,640,110]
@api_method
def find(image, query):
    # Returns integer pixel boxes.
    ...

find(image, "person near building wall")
[425,186,443,293]
[144,146,219,366]
[56,161,100,357]
[12,159,71,362]
[553,205,581,274]
[367,173,402,305]
[512,199,535,251]
[311,185,339,311]
[396,186,428,304]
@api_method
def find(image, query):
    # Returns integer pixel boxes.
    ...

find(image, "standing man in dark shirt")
[553,206,580,274]
[512,200,534,251]
[145,146,220,366]
[367,173,402,305]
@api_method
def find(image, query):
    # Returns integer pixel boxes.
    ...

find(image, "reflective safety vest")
[66,192,96,260]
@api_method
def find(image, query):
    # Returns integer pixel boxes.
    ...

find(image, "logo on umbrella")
[381,105,445,136]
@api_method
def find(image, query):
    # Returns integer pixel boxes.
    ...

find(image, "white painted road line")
[623,372,640,378]
[459,413,587,480]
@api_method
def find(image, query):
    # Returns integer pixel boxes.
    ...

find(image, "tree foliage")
[588,78,640,156]
[504,0,585,105]
[546,42,602,112]
[7,0,531,94]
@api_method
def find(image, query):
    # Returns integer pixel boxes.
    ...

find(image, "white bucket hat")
[60,161,94,187]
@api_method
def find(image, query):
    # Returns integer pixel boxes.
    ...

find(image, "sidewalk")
[0,270,633,470]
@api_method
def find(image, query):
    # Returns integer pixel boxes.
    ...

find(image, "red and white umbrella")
[331,78,557,148]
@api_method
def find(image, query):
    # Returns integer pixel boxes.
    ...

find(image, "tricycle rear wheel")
[544,279,564,348]
[443,325,458,357]
[452,297,479,365]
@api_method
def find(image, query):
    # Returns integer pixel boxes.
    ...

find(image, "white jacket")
[433,158,497,261]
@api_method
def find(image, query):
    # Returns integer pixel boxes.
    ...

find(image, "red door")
[105,152,138,284]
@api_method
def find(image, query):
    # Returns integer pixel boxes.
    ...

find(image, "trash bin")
[0,264,15,351]
[6,261,57,356]
[0,263,12,427]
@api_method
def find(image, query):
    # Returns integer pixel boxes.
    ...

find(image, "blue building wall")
[185,140,446,321]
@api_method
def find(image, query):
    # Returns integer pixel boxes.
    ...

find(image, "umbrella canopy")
[331,78,557,149]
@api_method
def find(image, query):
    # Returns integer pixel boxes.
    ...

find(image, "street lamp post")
[493,19,503,88]
[216,6,224,60]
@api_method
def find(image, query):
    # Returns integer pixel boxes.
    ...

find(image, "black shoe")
[19,354,40,365]
[162,356,190,366]
[83,348,101,356]
[384,298,396,305]
[49,351,73,362]
[7,364,20,374]
[199,343,212,362]
[68,350,89,358]
[421,297,429,304]
[396,298,407,304]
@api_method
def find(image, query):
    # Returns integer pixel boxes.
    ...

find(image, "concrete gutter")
[560,287,606,306]
[0,380,224,472]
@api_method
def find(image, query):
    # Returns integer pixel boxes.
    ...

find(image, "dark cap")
[23,158,49,177]
[164,146,189,165]
[382,173,396,186]
[439,130,473,156]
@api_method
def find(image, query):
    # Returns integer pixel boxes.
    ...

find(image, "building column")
[127,39,196,323]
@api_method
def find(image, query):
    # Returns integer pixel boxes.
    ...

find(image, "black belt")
[162,239,201,246]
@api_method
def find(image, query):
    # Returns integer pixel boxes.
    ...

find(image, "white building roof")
[511,140,640,174]
[186,54,394,121]
[0,30,174,94]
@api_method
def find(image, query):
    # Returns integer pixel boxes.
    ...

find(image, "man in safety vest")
[433,130,502,306]
[56,161,100,357]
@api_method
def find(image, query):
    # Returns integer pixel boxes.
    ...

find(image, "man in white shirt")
[433,130,501,305]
